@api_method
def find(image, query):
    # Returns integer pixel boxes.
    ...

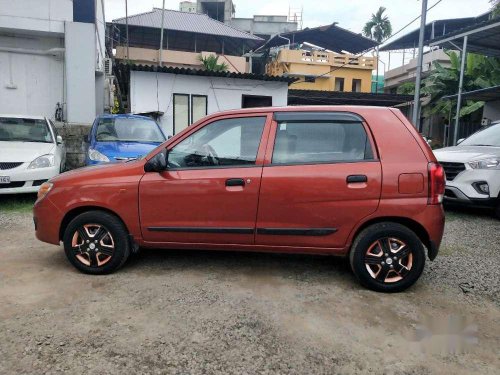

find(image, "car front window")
[460,124,500,147]
[0,118,53,143]
[96,117,165,143]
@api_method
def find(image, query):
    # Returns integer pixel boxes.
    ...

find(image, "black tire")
[349,222,426,293]
[63,211,130,274]
[494,201,500,220]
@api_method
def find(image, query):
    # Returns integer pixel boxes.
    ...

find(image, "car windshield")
[96,117,165,143]
[0,117,53,143]
[460,123,500,147]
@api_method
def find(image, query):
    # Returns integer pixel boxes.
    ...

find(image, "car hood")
[93,141,161,160]
[433,146,500,163]
[0,141,55,162]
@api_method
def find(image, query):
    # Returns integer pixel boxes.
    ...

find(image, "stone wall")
[54,122,91,170]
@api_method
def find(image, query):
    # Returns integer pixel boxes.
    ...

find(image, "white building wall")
[65,22,95,124]
[483,100,500,122]
[0,34,64,118]
[130,71,289,136]
[0,0,73,35]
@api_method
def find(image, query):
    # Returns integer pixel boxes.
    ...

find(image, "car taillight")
[428,162,445,205]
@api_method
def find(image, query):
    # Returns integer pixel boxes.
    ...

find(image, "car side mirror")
[144,149,168,173]
[456,138,465,145]
[84,134,90,143]
[56,135,63,144]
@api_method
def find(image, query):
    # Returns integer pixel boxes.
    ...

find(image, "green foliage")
[491,0,500,17]
[417,51,500,118]
[198,54,229,72]
[363,7,392,43]
[397,82,415,95]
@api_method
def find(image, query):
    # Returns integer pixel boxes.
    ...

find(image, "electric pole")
[412,0,428,129]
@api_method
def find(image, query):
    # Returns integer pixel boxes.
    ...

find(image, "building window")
[352,79,362,93]
[191,95,208,124]
[242,95,273,108]
[334,77,345,92]
[173,94,189,134]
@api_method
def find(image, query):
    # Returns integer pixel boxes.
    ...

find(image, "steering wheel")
[201,144,219,166]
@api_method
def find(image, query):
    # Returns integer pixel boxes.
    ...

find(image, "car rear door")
[139,114,271,245]
[255,111,382,249]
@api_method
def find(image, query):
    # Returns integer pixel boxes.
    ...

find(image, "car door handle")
[346,175,368,183]
[225,178,245,187]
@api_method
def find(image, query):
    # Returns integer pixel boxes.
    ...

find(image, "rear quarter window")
[272,121,374,165]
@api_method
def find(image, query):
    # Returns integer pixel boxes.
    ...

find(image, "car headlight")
[469,157,500,169]
[88,148,110,162]
[37,182,54,201]
[28,154,55,169]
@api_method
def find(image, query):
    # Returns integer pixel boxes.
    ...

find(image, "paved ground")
[0,203,499,374]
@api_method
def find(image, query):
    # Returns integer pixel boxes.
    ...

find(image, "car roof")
[96,114,153,120]
[204,105,393,117]
[0,114,46,120]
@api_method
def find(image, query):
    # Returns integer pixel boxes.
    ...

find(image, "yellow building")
[266,49,376,93]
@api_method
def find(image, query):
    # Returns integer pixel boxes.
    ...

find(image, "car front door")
[139,114,271,245]
[255,112,382,250]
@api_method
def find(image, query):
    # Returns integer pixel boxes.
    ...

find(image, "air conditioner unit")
[104,58,113,76]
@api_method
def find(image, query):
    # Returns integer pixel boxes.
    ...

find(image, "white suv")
[434,122,500,218]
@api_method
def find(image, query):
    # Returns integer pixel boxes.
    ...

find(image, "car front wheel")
[349,222,426,293]
[63,211,130,274]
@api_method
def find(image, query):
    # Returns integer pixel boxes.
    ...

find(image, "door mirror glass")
[144,149,168,172]
[56,135,63,144]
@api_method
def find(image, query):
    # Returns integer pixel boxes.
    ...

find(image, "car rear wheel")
[63,211,130,274]
[349,222,425,293]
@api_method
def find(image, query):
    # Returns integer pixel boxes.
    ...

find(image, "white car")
[433,121,500,218]
[0,115,66,194]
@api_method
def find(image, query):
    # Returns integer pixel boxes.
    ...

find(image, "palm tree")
[363,7,392,93]
[198,55,229,72]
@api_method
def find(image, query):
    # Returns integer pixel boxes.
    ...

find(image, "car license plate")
[0,176,11,184]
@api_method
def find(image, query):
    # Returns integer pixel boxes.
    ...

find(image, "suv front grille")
[0,162,23,170]
[440,162,466,181]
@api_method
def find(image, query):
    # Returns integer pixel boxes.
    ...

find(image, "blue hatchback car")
[85,114,166,165]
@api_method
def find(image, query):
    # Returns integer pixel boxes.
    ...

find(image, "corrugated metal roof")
[288,89,414,107]
[113,8,263,41]
[119,63,297,83]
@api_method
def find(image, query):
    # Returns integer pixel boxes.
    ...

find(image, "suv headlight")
[88,148,110,162]
[469,157,500,169]
[28,154,55,169]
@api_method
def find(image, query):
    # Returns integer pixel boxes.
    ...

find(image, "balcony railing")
[273,49,376,70]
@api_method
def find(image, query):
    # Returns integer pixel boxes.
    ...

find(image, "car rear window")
[272,121,373,165]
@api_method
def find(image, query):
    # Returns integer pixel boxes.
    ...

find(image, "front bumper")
[444,186,497,208]
[0,165,59,194]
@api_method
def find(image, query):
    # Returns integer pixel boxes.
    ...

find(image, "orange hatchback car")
[34,106,445,292]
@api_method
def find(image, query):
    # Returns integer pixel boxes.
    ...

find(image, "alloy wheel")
[71,224,115,267]
[364,237,413,283]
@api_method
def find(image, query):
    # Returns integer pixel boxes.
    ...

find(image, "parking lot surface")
[0,204,499,374]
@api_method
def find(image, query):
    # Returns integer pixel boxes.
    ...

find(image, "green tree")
[198,54,229,72]
[363,7,392,92]
[398,51,500,117]
[362,7,393,43]
[491,0,500,17]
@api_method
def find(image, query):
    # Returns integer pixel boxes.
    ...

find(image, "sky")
[104,0,494,69]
